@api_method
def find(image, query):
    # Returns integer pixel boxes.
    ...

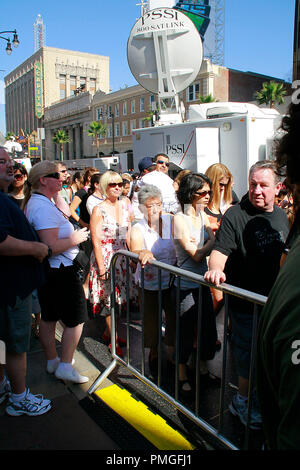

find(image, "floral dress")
[89,199,137,316]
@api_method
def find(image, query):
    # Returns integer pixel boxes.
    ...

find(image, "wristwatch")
[47,246,53,258]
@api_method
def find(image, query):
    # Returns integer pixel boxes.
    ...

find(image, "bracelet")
[47,246,53,258]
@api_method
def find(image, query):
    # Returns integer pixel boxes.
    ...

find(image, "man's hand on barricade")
[204,269,226,287]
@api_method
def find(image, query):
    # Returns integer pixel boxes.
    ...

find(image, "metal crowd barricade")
[88,249,267,450]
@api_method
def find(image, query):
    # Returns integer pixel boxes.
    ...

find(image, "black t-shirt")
[74,188,90,224]
[214,198,289,298]
[0,192,46,306]
[7,194,24,208]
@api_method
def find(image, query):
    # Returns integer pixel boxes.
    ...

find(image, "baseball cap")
[138,157,153,173]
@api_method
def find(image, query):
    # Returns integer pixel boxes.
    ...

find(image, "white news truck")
[64,155,124,173]
[132,102,281,198]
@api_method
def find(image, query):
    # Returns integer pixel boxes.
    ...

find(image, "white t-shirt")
[133,214,176,290]
[131,180,144,221]
[86,193,105,216]
[25,193,78,268]
[138,171,180,214]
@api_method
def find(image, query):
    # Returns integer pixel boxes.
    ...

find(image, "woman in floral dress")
[89,170,135,355]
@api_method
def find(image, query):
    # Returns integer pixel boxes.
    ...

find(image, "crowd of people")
[0,113,299,449]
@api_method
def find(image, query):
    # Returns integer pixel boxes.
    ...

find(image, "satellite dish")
[127,8,203,101]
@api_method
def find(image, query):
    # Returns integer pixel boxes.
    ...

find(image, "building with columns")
[44,91,93,161]
[4,46,109,138]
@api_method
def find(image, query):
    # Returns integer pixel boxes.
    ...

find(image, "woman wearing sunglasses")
[24,161,90,384]
[204,163,239,317]
[204,163,238,236]
[8,163,28,208]
[89,170,134,356]
[172,172,219,398]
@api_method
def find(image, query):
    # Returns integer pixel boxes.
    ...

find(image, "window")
[107,124,112,138]
[59,74,66,101]
[187,82,200,102]
[150,94,155,106]
[108,105,112,118]
[131,100,135,114]
[130,120,136,135]
[70,75,76,96]
[115,103,119,117]
[90,78,96,93]
[96,107,103,121]
[139,118,145,129]
[140,97,145,112]
[122,101,127,115]
[122,121,128,136]
[115,122,120,137]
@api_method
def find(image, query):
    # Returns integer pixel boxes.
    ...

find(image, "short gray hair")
[249,160,280,184]
[138,184,162,205]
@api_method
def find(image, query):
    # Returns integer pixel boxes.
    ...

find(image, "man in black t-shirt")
[0,147,51,416]
[204,161,289,430]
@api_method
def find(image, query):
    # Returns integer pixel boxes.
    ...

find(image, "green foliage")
[86,121,107,156]
[197,94,216,103]
[52,129,70,161]
[255,81,286,108]
[86,121,107,138]
[5,132,15,140]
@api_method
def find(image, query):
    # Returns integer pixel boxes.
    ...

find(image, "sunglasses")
[60,169,68,173]
[219,182,227,188]
[108,182,123,188]
[156,160,169,166]
[194,190,212,198]
[44,172,60,179]
[14,173,25,180]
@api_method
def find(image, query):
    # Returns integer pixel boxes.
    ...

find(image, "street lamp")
[0,29,20,55]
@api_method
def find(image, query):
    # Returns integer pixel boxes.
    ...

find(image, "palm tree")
[52,129,70,161]
[197,93,216,103]
[142,105,160,126]
[5,132,16,141]
[86,121,107,156]
[255,81,286,108]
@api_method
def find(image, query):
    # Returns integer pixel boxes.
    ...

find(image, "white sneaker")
[55,365,88,384]
[6,388,51,416]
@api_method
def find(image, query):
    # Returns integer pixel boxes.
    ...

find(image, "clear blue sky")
[0,0,295,115]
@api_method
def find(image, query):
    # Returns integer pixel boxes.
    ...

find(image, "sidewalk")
[0,332,120,451]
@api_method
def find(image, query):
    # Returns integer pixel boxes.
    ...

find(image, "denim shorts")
[0,295,32,354]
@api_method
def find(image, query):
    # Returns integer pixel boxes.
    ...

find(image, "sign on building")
[34,61,44,119]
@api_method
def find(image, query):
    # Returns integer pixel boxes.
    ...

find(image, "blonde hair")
[174,169,191,186]
[121,173,133,182]
[100,170,122,197]
[23,160,58,209]
[205,163,233,211]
